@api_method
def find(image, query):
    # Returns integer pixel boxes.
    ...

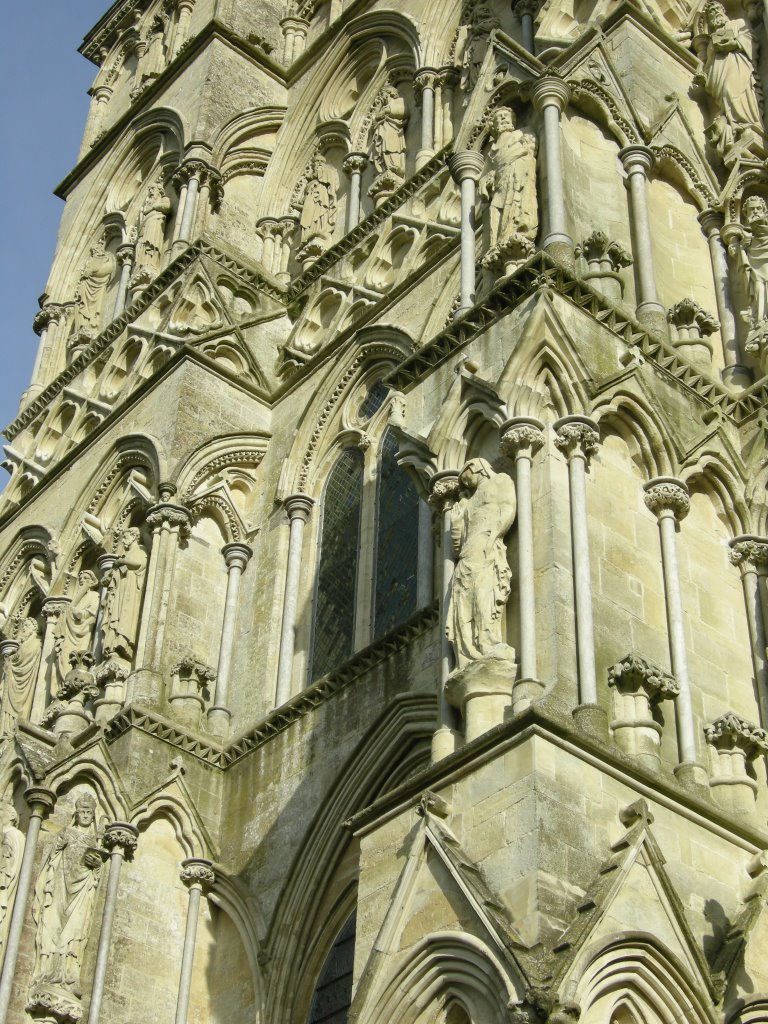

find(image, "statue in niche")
[0,803,24,955]
[1,617,42,731]
[370,85,408,179]
[446,459,516,669]
[457,3,500,96]
[52,570,100,682]
[29,792,102,1012]
[479,107,538,272]
[297,153,339,261]
[101,527,147,663]
[697,2,762,137]
[69,240,115,346]
[735,195,768,356]
[133,16,166,96]
[131,182,172,287]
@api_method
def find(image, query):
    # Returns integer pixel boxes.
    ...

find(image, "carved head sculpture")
[704,0,727,29]
[74,791,97,827]
[743,195,768,225]
[0,803,18,829]
[121,526,141,549]
[490,106,516,138]
[15,617,39,642]
[89,238,107,257]
[458,457,493,494]
[77,569,99,590]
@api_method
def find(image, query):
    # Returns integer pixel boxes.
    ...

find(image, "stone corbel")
[169,656,215,729]
[93,658,130,723]
[667,298,719,367]
[607,652,678,769]
[705,711,768,813]
[575,230,633,302]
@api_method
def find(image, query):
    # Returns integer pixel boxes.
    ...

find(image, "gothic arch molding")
[43,756,130,822]
[592,392,676,480]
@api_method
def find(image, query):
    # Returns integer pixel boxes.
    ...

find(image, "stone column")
[256,217,279,274]
[24,304,65,405]
[132,489,191,705]
[86,823,139,1024]
[274,217,297,286]
[175,858,215,1024]
[438,68,459,148]
[619,146,666,333]
[500,417,545,711]
[705,712,768,814]
[729,536,768,728]
[415,69,439,168]
[448,152,485,315]
[275,494,314,707]
[343,153,368,232]
[172,161,217,250]
[643,477,705,786]
[173,0,195,59]
[554,416,605,736]
[207,543,252,736]
[607,653,678,770]
[532,76,573,266]
[172,181,189,246]
[280,16,309,64]
[112,243,136,318]
[513,0,538,53]
[0,787,56,1023]
[698,210,751,387]
[428,471,460,760]
[31,597,70,722]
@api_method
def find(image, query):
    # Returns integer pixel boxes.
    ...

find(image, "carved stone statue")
[458,3,500,96]
[698,2,762,135]
[0,803,24,956]
[736,195,768,358]
[101,527,147,663]
[29,793,102,1018]
[133,16,166,95]
[53,570,100,681]
[370,86,407,179]
[131,183,172,287]
[446,459,516,668]
[1,617,42,730]
[69,240,115,345]
[297,153,339,262]
[479,107,538,271]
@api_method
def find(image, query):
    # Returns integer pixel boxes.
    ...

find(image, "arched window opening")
[373,429,420,640]
[307,913,357,1024]
[312,450,364,680]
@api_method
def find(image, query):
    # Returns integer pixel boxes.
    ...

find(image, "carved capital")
[553,416,600,462]
[729,535,768,571]
[116,243,136,265]
[532,75,570,113]
[103,821,139,858]
[697,208,723,238]
[607,652,678,700]
[643,477,690,521]
[41,597,71,624]
[667,298,719,338]
[512,0,540,18]
[428,470,460,511]
[342,151,368,176]
[448,150,485,184]
[500,417,545,459]
[256,216,279,240]
[222,542,252,571]
[705,712,768,758]
[619,144,654,176]
[32,303,66,335]
[284,493,314,523]
[575,230,632,272]
[145,502,192,536]
[24,786,56,815]
[180,856,215,891]
[414,66,441,94]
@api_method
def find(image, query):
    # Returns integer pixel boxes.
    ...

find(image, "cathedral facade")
[0,1,767,1022]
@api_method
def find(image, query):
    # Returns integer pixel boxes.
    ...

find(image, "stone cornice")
[383,251,768,424]
[80,0,151,64]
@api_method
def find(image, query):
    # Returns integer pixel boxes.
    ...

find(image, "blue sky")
[0,2,108,436]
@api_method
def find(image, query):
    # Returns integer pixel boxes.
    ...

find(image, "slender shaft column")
[0,787,56,1023]
[513,0,538,53]
[343,154,368,232]
[172,182,189,245]
[175,858,215,1024]
[256,218,278,274]
[500,418,545,704]
[178,174,199,242]
[729,537,768,728]
[554,417,606,737]
[532,77,573,265]
[208,542,252,736]
[173,0,195,59]
[449,152,485,315]
[112,243,135,318]
[23,304,65,406]
[698,210,751,387]
[428,471,460,760]
[275,495,314,707]
[644,478,705,786]
[280,16,309,64]
[86,823,138,1024]
[416,497,434,609]
[415,69,438,168]
[275,217,297,286]
[439,68,458,147]
[32,597,70,722]
[619,146,666,333]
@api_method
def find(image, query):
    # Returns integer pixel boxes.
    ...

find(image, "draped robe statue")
[29,793,102,1005]
[701,2,762,133]
[2,617,42,731]
[101,528,147,663]
[69,241,115,344]
[479,107,538,269]
[132,183,172,285]
[370,86,407,179]
[739,196,768,353]
[446,459,516,669]
[0,804,24,957]
[53,570,100,681]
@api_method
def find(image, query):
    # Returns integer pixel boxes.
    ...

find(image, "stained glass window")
[307,914,356,1024]
[373,429,420,640]
[311,449,363,680]
[358,380,389,421]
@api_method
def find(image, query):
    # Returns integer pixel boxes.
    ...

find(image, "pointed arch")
[129,791,213,859]
[0,526,55,630]
[44,755,131,821]
[681,451,749,537]
[593,391,676,479]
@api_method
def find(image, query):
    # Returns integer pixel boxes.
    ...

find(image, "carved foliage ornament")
[643,480,690,520]
[704,712,768,755]
[554,423,600,459]
[607,652,679,699]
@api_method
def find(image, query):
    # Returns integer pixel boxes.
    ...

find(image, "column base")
[431,725,461,763]
[542,234,574,270]
[636,302,668,336]
[709,777,758,815]
[93,698,124,724]
[207,705,232,738]
[445,647,516,743]
[572,703,609,741]
[721,363,753,389]
[126,668,164,708]
[452,304,473,321]
[416,148,436,170]
[673,760,709,792]
[171,239,189,257]
[511,677,545,715]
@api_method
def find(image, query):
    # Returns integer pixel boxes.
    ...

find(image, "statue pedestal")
[27,984,82,1024]
[445,647,517,742]
[431,725,461,762]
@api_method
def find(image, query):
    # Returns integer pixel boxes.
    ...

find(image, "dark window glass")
[358,381,389,421]
[307,914,356,1024]
[312,449,363,680]
[373,430,420,640]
